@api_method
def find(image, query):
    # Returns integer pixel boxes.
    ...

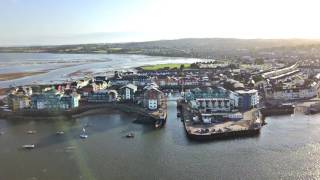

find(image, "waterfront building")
[236,90,259,111]
[119,84,137,101]
[87,89,118,103]
[7,87,34,111]
[143,85,164,110]
[265,83,318,101]
[31,89,62,109]
[185,87,239,113]
[88,90,109,103]
[80,84,97,97]
[60,94,80,109]
[31,88,80,110]
[7,94,30,111]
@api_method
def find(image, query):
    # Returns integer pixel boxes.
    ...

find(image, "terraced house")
[185,87,239,113]
[7,87,33,111]
[31,88,80,110]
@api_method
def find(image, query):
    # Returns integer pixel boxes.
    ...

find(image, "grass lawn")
[140,63,191,71]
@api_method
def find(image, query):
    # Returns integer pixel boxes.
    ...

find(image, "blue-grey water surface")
[0,53,202,88]
[1,100,320,180]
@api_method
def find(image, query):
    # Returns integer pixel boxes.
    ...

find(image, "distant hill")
[1,38,320,61]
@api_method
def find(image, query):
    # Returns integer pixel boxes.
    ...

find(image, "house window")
[126,88,131,99]
[148,99,157,110]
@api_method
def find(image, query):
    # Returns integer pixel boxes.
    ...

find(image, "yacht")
[27,130,36,134]
[56,131,64,135]
[80,128,88,139]
[22,144,35,149]
[125,132,134,138]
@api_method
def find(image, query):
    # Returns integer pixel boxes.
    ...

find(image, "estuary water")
[0,53,201,88]
[1,100,320,180]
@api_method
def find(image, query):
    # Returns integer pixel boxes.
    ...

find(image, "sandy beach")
[0,71,46,81]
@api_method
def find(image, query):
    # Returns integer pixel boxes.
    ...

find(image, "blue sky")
[0,0,146,37]
[1,0,320,46]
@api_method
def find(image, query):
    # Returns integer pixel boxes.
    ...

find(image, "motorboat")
[80,128,88,139]
[80,134,88,139]
[22,144,35,149]
[27,130,36,134]
[56,131,64,135]
[125,132,134,138]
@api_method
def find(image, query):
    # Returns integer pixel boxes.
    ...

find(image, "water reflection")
[1,102,320,179]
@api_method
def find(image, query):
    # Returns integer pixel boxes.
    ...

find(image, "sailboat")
[22,144,35,149]
[80,128,88,139]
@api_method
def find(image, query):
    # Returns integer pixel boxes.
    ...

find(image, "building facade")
[185,87,239,113]
[119,84,137,101]
[236,90,259,111]
[143,85,164,110]
[31,89,80,110]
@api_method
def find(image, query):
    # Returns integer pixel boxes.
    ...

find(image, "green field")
[140,63,191,71]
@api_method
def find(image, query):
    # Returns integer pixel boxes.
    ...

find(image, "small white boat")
[80,134,88,139]
[27,130,36,134]
[56,131,64,135]
[125,132,134,138]
[80,128,88,139]
[22,144,35,149]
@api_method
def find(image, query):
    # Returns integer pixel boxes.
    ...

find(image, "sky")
[1,0,320,46]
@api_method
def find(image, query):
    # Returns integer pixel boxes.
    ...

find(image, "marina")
[0,100,320,179]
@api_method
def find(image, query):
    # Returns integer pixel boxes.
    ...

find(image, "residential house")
[143,85,164,110]
[88,90,109,103]
[236,89,259,111]
[60,93,80,109]
[185,87,239,113]
[31,88,80,110]
[119,84,137,101]
[7,87,32,111]
[88,89,118,103]
[31,89,62,110]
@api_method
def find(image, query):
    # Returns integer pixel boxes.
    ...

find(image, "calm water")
[1,100,320,180]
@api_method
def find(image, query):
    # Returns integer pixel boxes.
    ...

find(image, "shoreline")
[0,103,165,122]
[0,71,47,82]
[0,88,9,96]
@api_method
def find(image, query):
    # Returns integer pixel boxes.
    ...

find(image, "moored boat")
[80,134,88,139]
[80,128,88,139]
[22,144,35,149]
[125,132,134,138]
[56,131,64,135]
[27,130,36,134]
